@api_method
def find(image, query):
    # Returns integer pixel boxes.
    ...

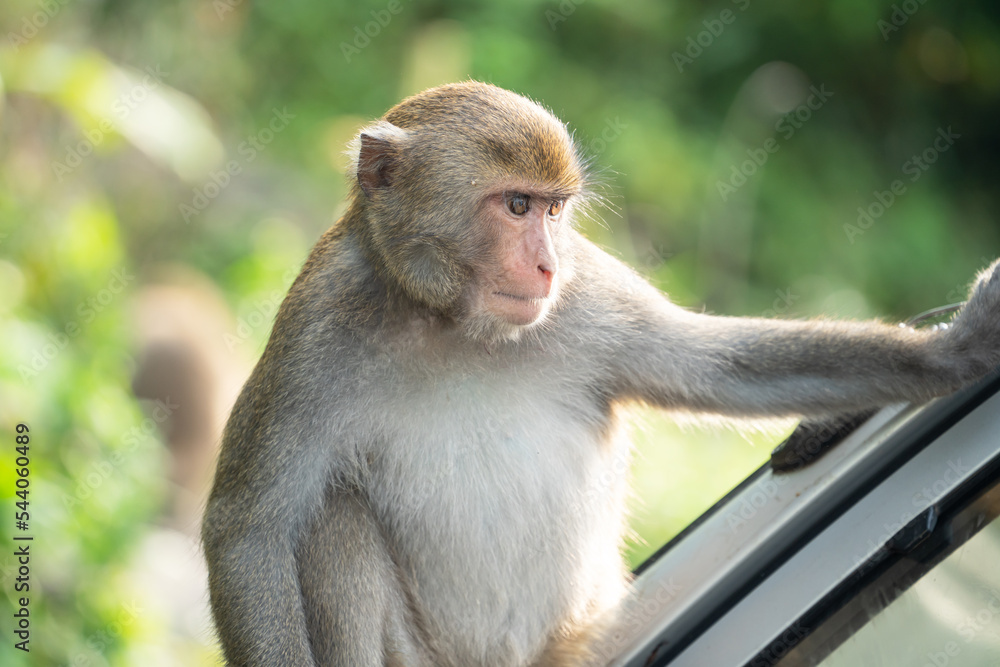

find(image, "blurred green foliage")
[1,0,998,663]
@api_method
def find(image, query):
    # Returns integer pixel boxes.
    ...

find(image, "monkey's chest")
[367,376,630,662]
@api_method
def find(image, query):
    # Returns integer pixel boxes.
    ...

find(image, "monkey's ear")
[358,135,395,196]
[352,122,409,198]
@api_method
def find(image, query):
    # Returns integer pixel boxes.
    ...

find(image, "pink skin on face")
[486,192,563,326]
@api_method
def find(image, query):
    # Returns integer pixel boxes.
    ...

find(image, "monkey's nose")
[538,264,555,293]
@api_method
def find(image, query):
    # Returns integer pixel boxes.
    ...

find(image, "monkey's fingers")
[770,408,879,473]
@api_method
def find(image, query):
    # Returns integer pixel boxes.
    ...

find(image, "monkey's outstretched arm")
[617,311,962,415]
[589,245,1000,416]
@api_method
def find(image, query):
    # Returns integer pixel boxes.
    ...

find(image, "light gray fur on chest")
[362,359,630,662]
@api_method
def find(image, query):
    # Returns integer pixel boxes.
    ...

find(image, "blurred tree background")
[1,0,998,664]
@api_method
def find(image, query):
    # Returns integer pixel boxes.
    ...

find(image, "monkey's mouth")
[494,291,545,302]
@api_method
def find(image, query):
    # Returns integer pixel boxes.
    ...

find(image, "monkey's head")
[348,81,588,342]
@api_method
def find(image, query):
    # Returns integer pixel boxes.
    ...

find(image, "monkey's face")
[475,189,566,328]
[351,82,588,342]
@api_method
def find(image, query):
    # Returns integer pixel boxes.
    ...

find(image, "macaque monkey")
[202,81,1000,666]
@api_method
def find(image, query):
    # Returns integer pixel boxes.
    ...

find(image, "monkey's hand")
[771,260,1000,472]
[939,259,1000,382]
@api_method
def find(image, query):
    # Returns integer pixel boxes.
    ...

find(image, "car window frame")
[606,369,1000,667]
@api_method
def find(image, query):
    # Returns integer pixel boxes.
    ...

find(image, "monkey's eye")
[548,200,564,217]
[506,193,530,216]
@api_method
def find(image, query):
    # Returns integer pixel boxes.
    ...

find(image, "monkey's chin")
[490,292,551,327]
[460,293,552,343]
